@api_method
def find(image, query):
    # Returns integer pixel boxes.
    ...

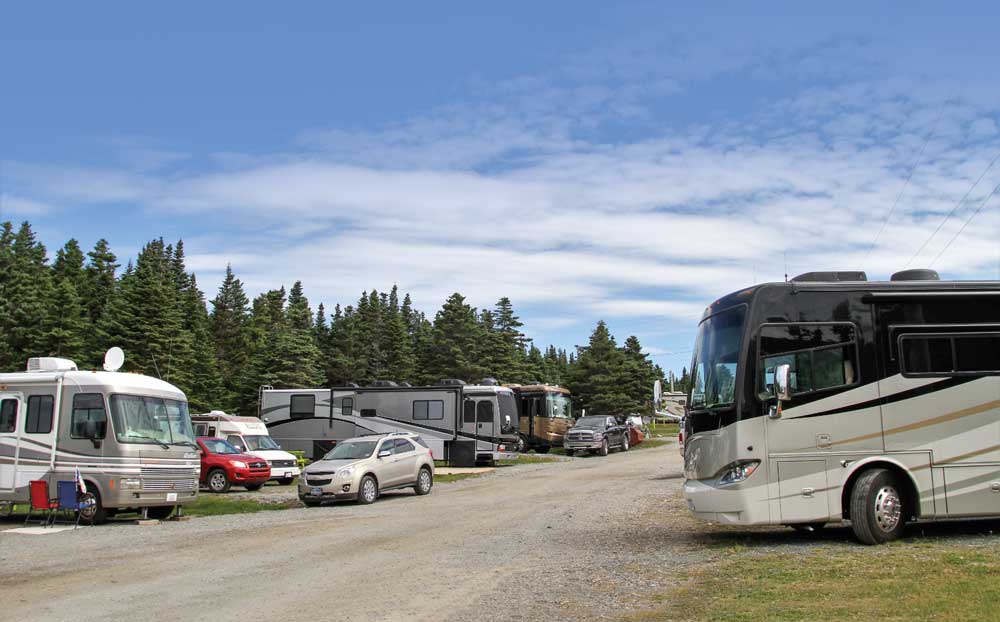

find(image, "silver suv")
[299,433,435,506]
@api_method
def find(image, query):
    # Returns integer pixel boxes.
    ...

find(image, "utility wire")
[905,149,1000,268]
[930,182,1000,268]
[862,119,940,268]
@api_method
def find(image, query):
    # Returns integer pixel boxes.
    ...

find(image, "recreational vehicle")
[259,380,519,466]
[191,411,301,484]
[682,269,1000,544]
[0,352,200,522]
[511,384,574,453]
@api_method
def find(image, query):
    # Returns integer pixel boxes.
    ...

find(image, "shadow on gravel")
[649,472,684,481]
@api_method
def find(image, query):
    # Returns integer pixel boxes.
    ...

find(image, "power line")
[930,182,1000,268]
[905,149,1000,268]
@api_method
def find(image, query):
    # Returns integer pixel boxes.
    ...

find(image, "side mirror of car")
[378,450,392,459]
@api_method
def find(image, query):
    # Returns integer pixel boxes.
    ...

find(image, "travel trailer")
[259,380,519,466]
[0,350,200,522]
[191,411,301,484]
[510,384,574,452]
[682,269,1000,544]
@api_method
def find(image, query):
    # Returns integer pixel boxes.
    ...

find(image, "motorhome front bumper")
[682,478,771,525]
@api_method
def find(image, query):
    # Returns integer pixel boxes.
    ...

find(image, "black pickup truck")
[562,415,629,457]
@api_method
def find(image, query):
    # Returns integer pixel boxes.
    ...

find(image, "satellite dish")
[653,379,663,405]
[103,347,125,372]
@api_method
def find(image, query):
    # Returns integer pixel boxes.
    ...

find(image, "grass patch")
[632,438,670,450]
[631,544,1000,622]
[435,473,483,484]
[182,495,300,517]
[497,454,560,466]
[647,423,679,438]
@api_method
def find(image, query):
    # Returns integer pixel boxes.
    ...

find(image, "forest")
[0,221,668,417]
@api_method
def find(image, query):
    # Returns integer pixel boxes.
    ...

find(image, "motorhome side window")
[289,394,315,419]
[71,393,107,439]
[0,399,17,433]
[759,323,859,396]
[26,395,54,434]
[463,401,476,424]
[413,400,444,420]
[900,332,1000,376]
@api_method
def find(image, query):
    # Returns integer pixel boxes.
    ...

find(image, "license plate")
[311,487,323,496]
[285,472,294,479]
[166,493,177,502]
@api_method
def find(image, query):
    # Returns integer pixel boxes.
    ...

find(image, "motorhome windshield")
[243,435,281,451]
[323,441,377,461]
[689,306,746,410]
[109,395,196,446]
[546,394,573,419]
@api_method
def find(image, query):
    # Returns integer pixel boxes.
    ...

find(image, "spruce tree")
[424,293,486,383]
[41,278,87,360]
[567,321,635,417]
[83,239,119,364]
[1,222,53,367]
[209,265,252,407]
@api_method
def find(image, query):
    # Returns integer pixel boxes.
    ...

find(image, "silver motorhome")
[259,381,519,466]
[682,270,1000,544]
[0,356,200,521]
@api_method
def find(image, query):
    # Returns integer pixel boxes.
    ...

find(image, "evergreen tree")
[83,239,119,364]
[0,222,53,367]
[424,293,486,383]
[567,321,636,417]
[0,222,16,367]
[209,265,252,408]
[40,278,87,361]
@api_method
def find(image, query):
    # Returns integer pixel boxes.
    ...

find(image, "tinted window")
[413,400,444,420]
[476,401,494,423]
[412,436,429,449]
[378,440,395,456]
[901,333,1000,375]
[289,394,315,419]
[760,323,859,396]
[342,397,354,416]
[71,393,107,439]
[26,395,54,434]
[463,401,476,424]
[0,399,17,433]
[394,438,415,453]
[360,408,376,418]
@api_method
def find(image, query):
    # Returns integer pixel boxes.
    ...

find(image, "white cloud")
[1,193,56,217]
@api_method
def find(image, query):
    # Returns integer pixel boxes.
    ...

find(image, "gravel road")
[2,443,999,622]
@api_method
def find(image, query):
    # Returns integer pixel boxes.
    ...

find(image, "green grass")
[631,544,1000,622]
[497,454,560,466]
[181,495,301,517]
[632,438,670,450]
[647,422,679,438]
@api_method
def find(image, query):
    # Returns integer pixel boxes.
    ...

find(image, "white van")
[191,411,301,484]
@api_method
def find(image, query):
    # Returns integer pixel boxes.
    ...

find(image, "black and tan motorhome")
[682,269,1000,544]
[0,356,200,522]
[510,384,574,452]
[259,380,519,466]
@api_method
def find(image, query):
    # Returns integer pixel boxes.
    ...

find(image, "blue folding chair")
[55,480,83,528]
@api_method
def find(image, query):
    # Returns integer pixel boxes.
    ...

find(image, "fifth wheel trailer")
[682,269,1000,544]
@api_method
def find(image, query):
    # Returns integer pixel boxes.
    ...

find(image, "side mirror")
[378,450,392,459]
[773,364,792,402]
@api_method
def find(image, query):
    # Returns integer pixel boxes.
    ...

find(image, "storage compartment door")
[777,460,830,523]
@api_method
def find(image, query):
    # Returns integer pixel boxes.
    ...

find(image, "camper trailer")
[511,384,574,453]
[259,380,519,466]
[191,411,301,484]
[0,353,200,522]
[682,270,1000,544]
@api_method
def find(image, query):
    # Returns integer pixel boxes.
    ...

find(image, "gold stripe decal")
[833,399,1000,447]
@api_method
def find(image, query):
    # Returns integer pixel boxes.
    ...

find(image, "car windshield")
[201,438,240,455]
[575,416,606,428]
[109,395,196,446]
[243,435,281,450]
[546,394,573,419]
[323,441,377,461]
[689,306,746,410]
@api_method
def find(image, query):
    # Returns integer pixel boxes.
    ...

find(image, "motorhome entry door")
[0,394,23,490]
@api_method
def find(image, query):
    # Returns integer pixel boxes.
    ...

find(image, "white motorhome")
[259,380,520,466]
[191,411,301,484]
[682,270,1000,544]
[0,353,200,522]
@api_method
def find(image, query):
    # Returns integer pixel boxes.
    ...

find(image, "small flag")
[75,466,87,494]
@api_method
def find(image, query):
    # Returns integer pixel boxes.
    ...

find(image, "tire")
[413,467,433,496]
[357,475,378,505]
[279,477,295,486]
[598,439,609,457]
[535,446,551,454]
[565,449,574,457]
[79,486,106,525]
[244,483,264,491]
[146,505,175,520]
[850,468,906,545]
[621,434,630,452]
[516,435,528,453]
[207,469,231,493]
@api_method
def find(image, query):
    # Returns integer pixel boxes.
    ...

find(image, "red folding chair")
[25,480,58,526]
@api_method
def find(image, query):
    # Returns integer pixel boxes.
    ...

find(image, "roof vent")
[26,357,78,373]
[791,271,868,283]
[479,377,499,386]
[890,269,940,281]
[436,378,467,386]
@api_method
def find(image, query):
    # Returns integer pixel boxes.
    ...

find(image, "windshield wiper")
[170,441,198,448]
[126,434,170,449]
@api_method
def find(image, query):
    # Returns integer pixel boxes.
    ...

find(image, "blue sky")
[3,2,1000,378]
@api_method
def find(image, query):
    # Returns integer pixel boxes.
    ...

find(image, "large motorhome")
[511,384,574,453]
[0,355,200,522]
[682,270,1000,544]
[259,380,519,466]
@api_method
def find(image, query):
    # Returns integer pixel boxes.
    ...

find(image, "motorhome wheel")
[78,488,106,525]
[850,468,906,545]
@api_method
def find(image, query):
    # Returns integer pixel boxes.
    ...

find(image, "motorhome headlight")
[717,460,761,486]
[230,460,248,469]
[120,478,142,490]
[337,466,355,479]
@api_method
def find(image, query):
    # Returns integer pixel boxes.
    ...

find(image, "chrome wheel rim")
[362,479,377,502]
[874,485,902,532]
[78,493,97,520]
[210,472,227,491]
[419,471,431,492]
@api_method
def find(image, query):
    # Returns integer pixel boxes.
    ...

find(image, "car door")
[606,417,621,447]
[392,439,419,485]
[375,439,401,486]
[0,394,23,491]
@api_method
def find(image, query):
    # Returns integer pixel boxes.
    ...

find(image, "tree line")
[0,221,664,417]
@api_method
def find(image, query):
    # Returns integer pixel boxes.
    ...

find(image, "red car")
[196,437,271,493]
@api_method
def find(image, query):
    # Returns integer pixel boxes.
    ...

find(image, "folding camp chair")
[54,480,83,528]
[25,480,58,526]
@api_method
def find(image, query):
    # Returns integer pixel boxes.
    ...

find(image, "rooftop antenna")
[783,252,788,282]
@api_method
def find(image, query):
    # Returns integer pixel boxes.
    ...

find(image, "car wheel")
[622,435,630,452]
[207,468,231,493]
[599,439,609,456]
[850,468,906,545]
[279,477,294,486]
[78,486,106,525]
[357,475,378,505]
[145,505,175,520]
[244,483,264,491]
[414,467,433,496]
